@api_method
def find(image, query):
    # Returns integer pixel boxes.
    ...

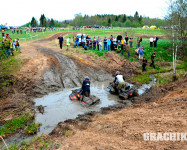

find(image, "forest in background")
[24,11,168,28]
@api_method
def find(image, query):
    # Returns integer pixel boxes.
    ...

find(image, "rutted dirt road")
[0,32,186,150]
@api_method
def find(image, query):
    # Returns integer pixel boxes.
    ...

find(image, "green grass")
[24,122,41,135]
[0,113,34,137]
[2,29,68,43]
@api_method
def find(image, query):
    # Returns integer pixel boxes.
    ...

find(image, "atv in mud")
[69,89,100,107]
[107,82,138,100]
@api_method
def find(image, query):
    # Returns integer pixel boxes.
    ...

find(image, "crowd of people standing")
[0,32,20,59]
[57,33,159,72]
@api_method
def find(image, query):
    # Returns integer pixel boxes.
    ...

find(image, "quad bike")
[69,89,100,106]
[107,82,138,100]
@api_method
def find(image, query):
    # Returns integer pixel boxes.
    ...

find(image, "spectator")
[113,36,117,51]
[137,35,142,48]
[20,28,22,34]
[110,35,113,50]
[76,36,79,48]
[117,34,122,44]
[138,47,144,60]
[126,45,130,58]
[153,35,159,47]
[57,35,64,49]
[99,40,102,51]
[96,36,101,50]
[103,37,107,50]
[129,36,133,48]
[125,35,129,45]
[9,38,14,56]
[121,37,126,52]
[150,36,154,47]
[15,38,20,52]
[82,37,86,48]
[2,31,5,38]
[150,51,156,68]
[107,38,111,51]
[142,57,147,72]
[89,39,92,49]
[3,38,11,57]
[6,33,9,38]
[93,37,96,50]
[87,36,91,49]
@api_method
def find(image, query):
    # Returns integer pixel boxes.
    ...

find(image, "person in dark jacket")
[150,51,156,68]
[81,76,91,100]
[153,35,159,47]
[142,57,147,72]
[57,35,63,49]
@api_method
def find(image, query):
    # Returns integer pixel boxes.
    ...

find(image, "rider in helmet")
[113,71,126,94]
[81,76,91,100]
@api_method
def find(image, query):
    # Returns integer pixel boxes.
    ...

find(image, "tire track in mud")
[32,38,113,91]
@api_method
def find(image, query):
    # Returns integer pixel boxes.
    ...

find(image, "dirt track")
[0,32,186,149]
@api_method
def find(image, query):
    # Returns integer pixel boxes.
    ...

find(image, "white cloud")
[0,0,168,26]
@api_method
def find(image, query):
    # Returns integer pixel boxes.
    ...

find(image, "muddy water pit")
[35,75,156,135]
[35,81,120,135]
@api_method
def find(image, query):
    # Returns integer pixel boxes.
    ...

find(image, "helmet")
[85,76,90,80]
[116,71,120,75]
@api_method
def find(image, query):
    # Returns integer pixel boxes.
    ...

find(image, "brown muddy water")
[35,81,119,135]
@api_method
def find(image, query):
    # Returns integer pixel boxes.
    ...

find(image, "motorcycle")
[69,89,100,106]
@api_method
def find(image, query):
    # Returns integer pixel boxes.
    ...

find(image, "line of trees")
[71,12,167,27]
[24,11,168,28]
[25,14,70,28]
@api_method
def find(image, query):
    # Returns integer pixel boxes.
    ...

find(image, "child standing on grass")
[107,38,111,51]
[66,37,70,50]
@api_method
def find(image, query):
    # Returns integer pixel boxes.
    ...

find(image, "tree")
[31,17,37,27]
[108,18,111,26]
[166,0,187,80]
[134,11,139,22]
[122,14,127,23]
[40,14,47,27]
[115,16,119,22]
[49,18,55,27]
[124,20,132,27]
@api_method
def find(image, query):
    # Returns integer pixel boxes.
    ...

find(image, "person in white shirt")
[113,71,126,94]
[112,37,117,51]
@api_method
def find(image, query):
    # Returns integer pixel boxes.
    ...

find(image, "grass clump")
[0,113,34,137]
[24,122,41,135]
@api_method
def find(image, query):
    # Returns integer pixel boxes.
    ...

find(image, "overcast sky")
[0,0,168,26]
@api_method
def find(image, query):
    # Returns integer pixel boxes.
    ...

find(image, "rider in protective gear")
[113,71,126,94]
[81,76,90,100]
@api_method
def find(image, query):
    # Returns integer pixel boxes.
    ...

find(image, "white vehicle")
[76,34,86,45]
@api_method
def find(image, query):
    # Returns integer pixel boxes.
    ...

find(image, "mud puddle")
[34,81,118,135]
